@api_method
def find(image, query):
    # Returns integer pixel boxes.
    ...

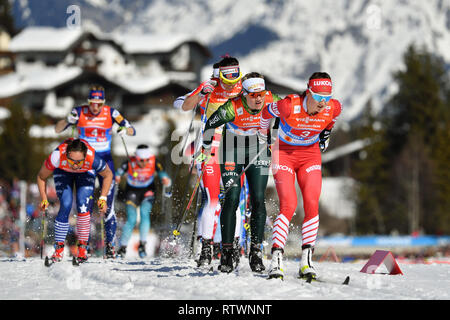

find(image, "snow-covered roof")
[8,27,84,52]
[8,27,206,56]
[0,64,83,98]
[115,33,202,54]
[101,69,196,94]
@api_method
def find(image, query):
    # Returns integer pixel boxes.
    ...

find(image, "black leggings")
[220,144,270,245]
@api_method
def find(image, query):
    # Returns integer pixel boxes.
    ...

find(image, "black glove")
[319,129,331,152]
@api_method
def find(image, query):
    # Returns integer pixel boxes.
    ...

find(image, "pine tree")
[0,102,49,184]
[353,45,450,234]
[0,103,34,181]
[351,101,390,234]
[386,45,450,234]
[0,0,16,35]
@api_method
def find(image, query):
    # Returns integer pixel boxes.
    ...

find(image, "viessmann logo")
[295,118,325,123]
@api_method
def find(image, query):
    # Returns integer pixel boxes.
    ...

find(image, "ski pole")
[168,110,201,198]
[120,135,131,159]
[170,94,210,196]
[188,188,202,258]
[173,153,213,237]
[179,103,200,158]
[120,135,139,179]
[40,208,48,259]
[100,212,105,259]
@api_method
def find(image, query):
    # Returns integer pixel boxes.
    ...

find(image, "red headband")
[308,78,332,94]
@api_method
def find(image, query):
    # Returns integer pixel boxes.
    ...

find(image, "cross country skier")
[37,138,113,264]
[115,144,172,258]
[202,72,282,273]
[174,62,247,264]
[55,85,136,258]
[259,72,342,280]
[181,56,243,267]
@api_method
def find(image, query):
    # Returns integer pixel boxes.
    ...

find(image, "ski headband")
[136,148,151,160]
[308,78,332,94]
[242,78,265,93]
[213,67,219,78]
[89,90,105,101]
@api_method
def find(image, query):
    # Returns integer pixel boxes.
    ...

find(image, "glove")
[256,129,268,145]
[195,147,212,163]
[67,110,78,124]
[198,80,217,97]
[195,152,208,163]
[117,126,127,137]
[163,185,172,198]
[97,196,107,212]
[319,129,331,152]
[40,199,49,211]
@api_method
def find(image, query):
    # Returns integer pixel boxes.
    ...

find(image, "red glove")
[199,80,217,97]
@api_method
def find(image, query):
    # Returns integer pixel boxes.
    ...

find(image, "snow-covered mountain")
[11,0,450,123]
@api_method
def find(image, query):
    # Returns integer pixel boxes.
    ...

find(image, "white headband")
[136,148,151,159]
[213,68,219,78]
[242,77,265,93]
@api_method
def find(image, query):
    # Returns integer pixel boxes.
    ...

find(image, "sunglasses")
[247,90,266,98]
[219,66,242,85]
[88,100,105,106]
[309,89,332,103]
[67,157,85,166]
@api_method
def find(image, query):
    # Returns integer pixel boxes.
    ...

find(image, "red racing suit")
[260,93,342,249]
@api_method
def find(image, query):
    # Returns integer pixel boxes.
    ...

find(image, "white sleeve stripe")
[50,150,60,168]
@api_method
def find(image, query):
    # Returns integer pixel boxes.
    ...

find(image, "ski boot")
[50,242,65,263]
[249,243,265,273]
[117,245,127,258]
[219,244,234,273]
[267,247,284,280]
[298,245,317,280]
[105,242,116,259]
[197,238,212,267]
[138,241,147,258]
[76,240,88,264]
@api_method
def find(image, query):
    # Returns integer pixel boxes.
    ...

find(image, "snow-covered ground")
[1,249,448,301]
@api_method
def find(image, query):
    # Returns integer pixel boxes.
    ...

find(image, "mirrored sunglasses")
[247,90,267,98]
[309,89,332,103]
[67,157,85,166]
